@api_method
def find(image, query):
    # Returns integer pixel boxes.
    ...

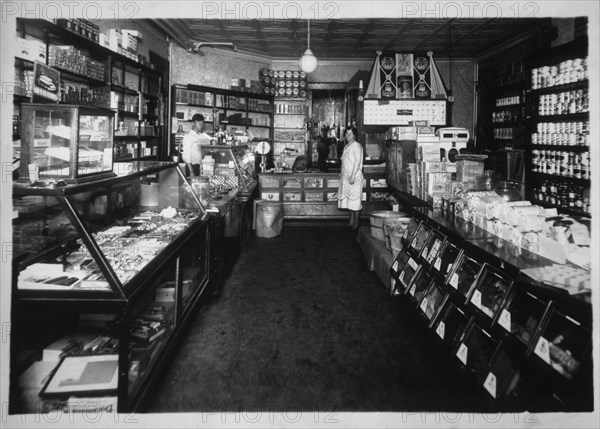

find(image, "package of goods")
[497,201,532,224]
[18,263,84,290]
[425,172,453,195]
[43,332,105,361]
[15,37,47,62]
[456,160,485,182]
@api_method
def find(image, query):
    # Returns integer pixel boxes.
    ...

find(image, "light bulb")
[299,49,318,73]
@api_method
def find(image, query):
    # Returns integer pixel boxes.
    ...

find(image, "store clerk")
[182,113,212,177]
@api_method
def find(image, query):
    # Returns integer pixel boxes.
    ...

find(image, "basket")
[383,217,412,249]
[369,211,407,241]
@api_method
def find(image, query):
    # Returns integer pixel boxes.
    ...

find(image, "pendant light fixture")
[299,18,318,73]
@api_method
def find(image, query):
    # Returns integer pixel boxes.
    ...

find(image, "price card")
[483,372,497,398]
[392,260,399,272]
[420,297,428,313]
[421,248,429,261]
[456,343,468,365]
[471,289,482,308]
[534,337,551,364]
[408,258,418,270]
[449,273,459,289]
[498,309,511,332]
[436,321,445,339]
[409,283,416,296]
[433,257,442,271]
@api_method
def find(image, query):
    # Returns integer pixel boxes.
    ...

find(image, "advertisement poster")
[32,61,60,102]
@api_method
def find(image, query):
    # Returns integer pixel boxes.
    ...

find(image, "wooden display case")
[258,172,389,219]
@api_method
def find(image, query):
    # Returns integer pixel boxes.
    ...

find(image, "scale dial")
[256,141,271,155]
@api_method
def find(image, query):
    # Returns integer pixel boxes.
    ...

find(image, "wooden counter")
[258,172,390,219]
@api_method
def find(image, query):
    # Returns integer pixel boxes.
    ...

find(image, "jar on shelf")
[191,177,210,207]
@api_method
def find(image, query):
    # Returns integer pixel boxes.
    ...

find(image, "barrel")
[255,201,283,238]
[369,211,407,241]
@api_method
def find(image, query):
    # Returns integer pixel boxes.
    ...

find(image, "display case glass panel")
[432,241,461,278]
[447,254,483,299]
[531,307,591,381]
[419,280,449,326]
[469,265,513,321]
[20,103,114,183]
[408,270,432,303]
[455,323,500,381]
[482,347,524,400]
[401,218,420,243]
[420,230,445,265]
[180,228,208,310]
[434,302,470,349]
[500,289,547,348]
[409,222,431,254]
[128,261,177,401]
[390,247,410,292]
[399,255,421,290]
[200,145,256,193]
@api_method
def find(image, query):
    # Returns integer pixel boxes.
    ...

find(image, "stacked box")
[48,45,106,81]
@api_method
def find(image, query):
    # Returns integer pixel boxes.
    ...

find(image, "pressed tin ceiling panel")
[152,18,553,60]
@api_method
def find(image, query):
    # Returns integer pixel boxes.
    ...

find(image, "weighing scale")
[255,141,271,173]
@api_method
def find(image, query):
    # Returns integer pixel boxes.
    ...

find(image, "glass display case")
[446,254,483,300]
[407,270,432,304]
[10,161,213,413]
[531,304,591,382]
[408,222,431,255]
[455,322,501,381]
[482,346,525,400]
[433,302,471,350]
[431,241,461,279]
[199,145,257,194]
[390,247,411,294]
[419,229,445,266]
[468,264,514,323]
[401,218,420,244]
[418,280,450,327]
[19,103,115,183]
[398,254,422,290]
[497,287,549,350]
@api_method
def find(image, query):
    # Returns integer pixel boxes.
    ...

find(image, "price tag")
[408,257,418,270]
[471,289,482,308]
[421,248,429,261]
[409,283,416,296]
[449,273,459,289]
[534,337,551,364]
[436,321,445,339]
[446,263,454,275]
[434,257,442,271]
[456,343,468,365]
[498,309,511,332]
[392,260,399,272]
[420,297,428,312]
[483,372,497,398]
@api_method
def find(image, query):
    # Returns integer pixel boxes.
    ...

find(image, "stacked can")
[531,120,589,146]
[531,57,587,89]
[259,69,308,98]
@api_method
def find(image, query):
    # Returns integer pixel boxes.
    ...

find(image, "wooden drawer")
[261,191,280,201]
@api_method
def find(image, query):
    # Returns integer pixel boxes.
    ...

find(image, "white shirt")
[182,129,212,164]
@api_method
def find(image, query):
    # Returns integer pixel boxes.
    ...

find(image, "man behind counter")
[182,113,212,177]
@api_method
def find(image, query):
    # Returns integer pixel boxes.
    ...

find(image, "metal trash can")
[255,201,283,238]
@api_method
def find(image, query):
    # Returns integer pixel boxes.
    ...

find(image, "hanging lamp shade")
[299,48,317,73]
[299,19,317,73]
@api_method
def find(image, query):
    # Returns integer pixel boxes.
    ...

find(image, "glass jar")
[191,177,210,208]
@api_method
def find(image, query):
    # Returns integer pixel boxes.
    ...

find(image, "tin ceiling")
[150,18,553,60]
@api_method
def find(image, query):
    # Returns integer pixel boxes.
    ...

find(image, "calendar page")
[363,99,447,125]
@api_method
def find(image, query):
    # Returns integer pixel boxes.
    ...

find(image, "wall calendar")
[363,99,447,126]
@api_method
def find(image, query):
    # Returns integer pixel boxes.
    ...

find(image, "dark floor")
[148,225,497,412]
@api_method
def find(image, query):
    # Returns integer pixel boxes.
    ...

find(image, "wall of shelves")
[171,84,273,155]
[12,18,169,165]
[524,38,590,216]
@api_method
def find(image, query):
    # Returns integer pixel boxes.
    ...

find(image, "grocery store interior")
[1,3,598,427]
